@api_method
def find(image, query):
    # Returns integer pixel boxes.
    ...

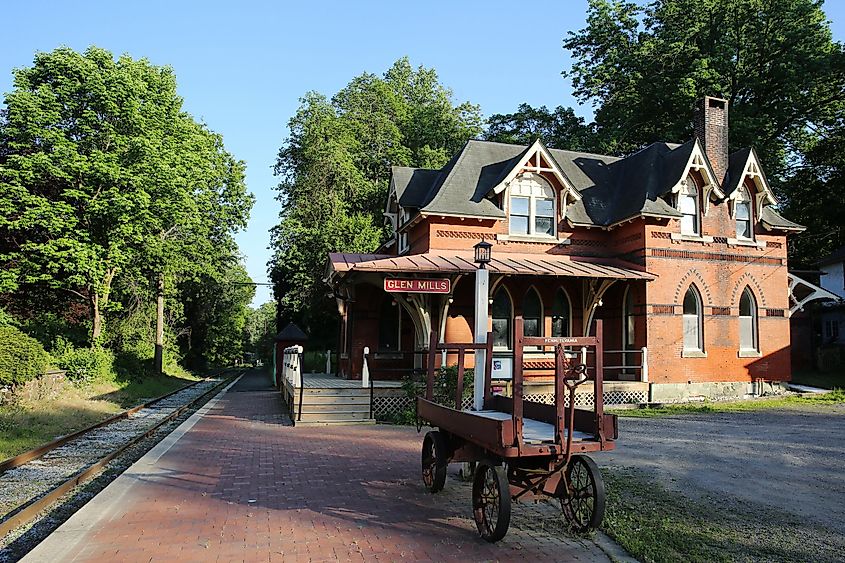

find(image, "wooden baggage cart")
[417,319,617,542]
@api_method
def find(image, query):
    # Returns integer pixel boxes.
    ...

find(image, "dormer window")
[509,174,555,237]
[735,186,753,240]
[678,174,700,236]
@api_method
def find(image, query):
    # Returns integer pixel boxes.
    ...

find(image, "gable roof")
[722,147,777,206]
[389,138,795,228]
[760,206,805,232]
[275,322,307,342]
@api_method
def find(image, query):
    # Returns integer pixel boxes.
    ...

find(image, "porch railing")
[603,347,648,382]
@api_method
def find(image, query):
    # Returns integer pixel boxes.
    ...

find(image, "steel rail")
[0,369,243,538]
[0,368,230,474]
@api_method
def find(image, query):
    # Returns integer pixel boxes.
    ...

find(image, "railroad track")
[0,369,243,539]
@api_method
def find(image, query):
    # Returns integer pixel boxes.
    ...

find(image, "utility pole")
[154,274,164,375]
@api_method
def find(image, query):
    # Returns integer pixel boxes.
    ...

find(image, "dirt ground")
[603,403,845,534]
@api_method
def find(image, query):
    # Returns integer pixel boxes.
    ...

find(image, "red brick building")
[325,97,804,402]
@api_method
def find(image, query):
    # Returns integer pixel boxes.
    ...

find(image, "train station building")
[324,97,805,403]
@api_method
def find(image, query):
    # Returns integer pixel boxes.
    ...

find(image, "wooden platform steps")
[290,386,376,426]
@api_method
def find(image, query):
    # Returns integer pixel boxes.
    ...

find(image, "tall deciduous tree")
[0,47,253,346]
[563,0,845,184]
[269,58,482,337]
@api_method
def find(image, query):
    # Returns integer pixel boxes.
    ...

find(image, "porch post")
[473,267,489,410]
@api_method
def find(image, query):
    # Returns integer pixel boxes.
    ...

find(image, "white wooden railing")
[282,345,303,388]
[603,347,648,382]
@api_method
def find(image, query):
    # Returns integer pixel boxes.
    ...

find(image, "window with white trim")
[509,173,555,237]
[678,174,700,236]
[739,287,758,352]
[735,185,753,240]
[398,232,409,254]
[682,285,704,352]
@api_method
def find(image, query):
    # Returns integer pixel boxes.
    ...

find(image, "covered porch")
[326,251,656,393]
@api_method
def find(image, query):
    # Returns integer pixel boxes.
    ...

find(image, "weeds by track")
[0,369,242,540]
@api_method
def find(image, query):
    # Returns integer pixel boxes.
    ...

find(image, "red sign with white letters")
[384,278,451,294]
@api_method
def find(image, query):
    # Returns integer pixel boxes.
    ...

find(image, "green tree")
[0,46,252,346]
[484,103,598,151]
[180,260,255,368]
[563,0,845,185]
[269,58,482,335]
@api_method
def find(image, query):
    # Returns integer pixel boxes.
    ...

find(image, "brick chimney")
[694,96,729,182]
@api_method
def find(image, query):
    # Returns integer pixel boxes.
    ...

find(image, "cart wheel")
[558,455,606,533]
[472,462,511,542]
[421,431,448,493]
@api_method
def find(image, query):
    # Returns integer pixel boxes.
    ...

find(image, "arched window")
[739,287,758,352]
[735,185,753,240]
[551,289,571,337]
[523,288,543,338]
[509,173,555,237]
[682,285,704,352]
[492,288,512,349]
[623,287,635,350]
[679,174,700,236]
[378,298,400,352]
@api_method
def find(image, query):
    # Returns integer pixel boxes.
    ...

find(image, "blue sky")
[2,1,844,307]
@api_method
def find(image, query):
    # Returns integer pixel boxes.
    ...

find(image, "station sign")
[384,277,451,294]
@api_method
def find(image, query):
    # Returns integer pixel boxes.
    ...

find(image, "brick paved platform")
[25,371,613,562]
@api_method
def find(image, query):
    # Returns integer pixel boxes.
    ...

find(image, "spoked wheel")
[421,431,449,493]
[558,455,606,533]
[472,462,511,542]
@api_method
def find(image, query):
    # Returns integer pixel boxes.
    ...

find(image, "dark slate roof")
[392,166,440,208]
[760,207,805,232]
[722,148,752,197]
[275,322,307,342]
[818,244,845,266]
[389,138,788,228]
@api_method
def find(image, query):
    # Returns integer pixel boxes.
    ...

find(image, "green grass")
[0,372,200,460]
[612,389,845,418]
[601,467,843,562]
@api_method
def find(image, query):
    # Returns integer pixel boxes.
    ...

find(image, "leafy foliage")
[52,337,115,384]
[485,104,599,151]
[270,58,482,337]
[244,302,277,364]
[0,326,52,387]
[0,46,253,346]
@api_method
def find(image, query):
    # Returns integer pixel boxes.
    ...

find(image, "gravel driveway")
[602,403,845,534]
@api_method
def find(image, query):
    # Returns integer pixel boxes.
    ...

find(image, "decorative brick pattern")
[436,229,487,239]
[765,308,786,317]
[652,305,676,315]
[673,268,713,305]
[651,231,672,239]
[652,247,783,265]
[711,306,731,316]
[766,241,783,249]
[731,272,768,307]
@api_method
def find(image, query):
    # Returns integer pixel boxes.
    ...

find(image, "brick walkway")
[25,371,611,562]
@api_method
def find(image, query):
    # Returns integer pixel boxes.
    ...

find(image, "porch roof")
[328,251,655,281]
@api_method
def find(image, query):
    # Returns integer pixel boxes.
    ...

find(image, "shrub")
[0,326,52,387]
[53,338,114,384]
